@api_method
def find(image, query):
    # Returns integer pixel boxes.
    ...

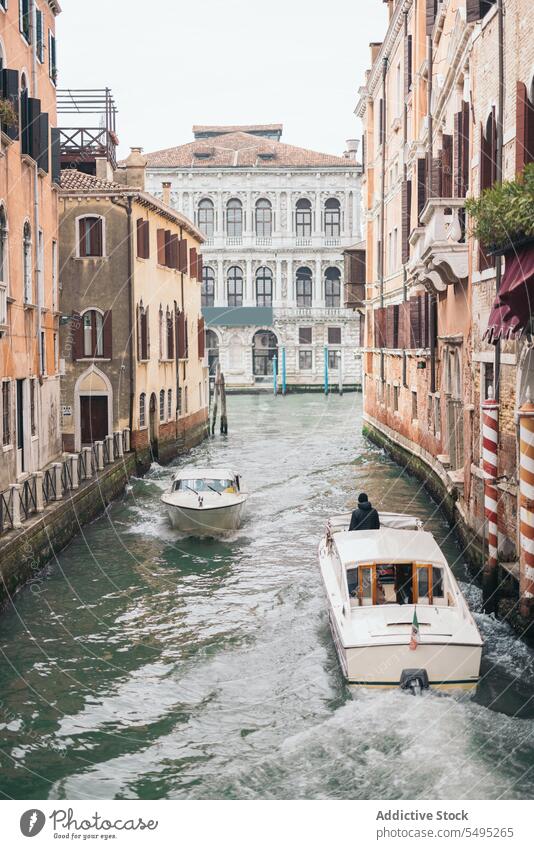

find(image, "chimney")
[162,182,172,206]
[124,146,147,190]
[345,139,360,161]
[95,157,114,183]
[370,42,382,65]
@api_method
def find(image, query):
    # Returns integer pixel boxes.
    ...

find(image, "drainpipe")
[30,1,42,466]
[494,0,505,401]
[380,57,388,384]
[427,33,437,395]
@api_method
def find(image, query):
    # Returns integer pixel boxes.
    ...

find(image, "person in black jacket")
[349,493,380,531]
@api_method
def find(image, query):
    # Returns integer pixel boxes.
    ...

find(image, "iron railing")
[19,477,37,521]
[0,429,131,537]
[43,467,57,505]
[0,488,13,535]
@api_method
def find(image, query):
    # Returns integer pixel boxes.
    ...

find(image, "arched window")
[139,393,146,428]
[202,265,215,307]
[198,198,215,237]
[256,266,273,306]
[226,198,243,238]
[23,221,32,303]
[138,302,149,361]
[167,388,172,419]
[324,198,341,237]
[206,329,219,375]
[325,267,341,308]
[295,199,312,237]
[82,309,104,357]
[255,198,272,237]
[0,207,8,289]
[296,266,313,307]
[227,266,243,307]
[159,389,165,422]
[78,215,103,257]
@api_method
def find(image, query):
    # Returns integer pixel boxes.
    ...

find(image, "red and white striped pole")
[482,391,499,612]
[519,397,534,619]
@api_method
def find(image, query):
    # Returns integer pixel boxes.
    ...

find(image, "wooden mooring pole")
[220,372,228,435]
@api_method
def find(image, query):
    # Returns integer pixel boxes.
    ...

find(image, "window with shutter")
[102,310,112,358]
[36,9,45,62]
[417,159,427,224]
[136,219,145,258]
[78,217,103,257]
[19,0,31,42]
[178,238,188,274]
[442,135,453,198]
[1,69,20,141]
[190,247,198,280]
[37,112,49,172]
[198,317,205,359]
[157,229,166,265]
[48,30,57,83]
[409,295,422,348]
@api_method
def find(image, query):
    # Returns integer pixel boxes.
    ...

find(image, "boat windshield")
[173,478,236,493]
[346,563,448,606]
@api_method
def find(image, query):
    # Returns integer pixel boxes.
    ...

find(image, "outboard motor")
[400,668,429,696]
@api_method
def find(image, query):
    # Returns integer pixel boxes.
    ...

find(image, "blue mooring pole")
[273,355,278,396]
[324,347,329,395]
[282,348,286,395]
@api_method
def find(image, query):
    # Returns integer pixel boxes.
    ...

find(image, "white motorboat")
[318,512,483,692]
[161,467,247,536]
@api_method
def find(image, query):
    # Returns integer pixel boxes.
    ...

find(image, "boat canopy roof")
[334,529,447,568]
[171,467,238,481]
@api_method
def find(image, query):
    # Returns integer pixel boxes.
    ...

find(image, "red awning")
[483,244,534,344]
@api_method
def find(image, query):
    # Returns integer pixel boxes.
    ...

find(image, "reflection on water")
[0,394,534,800]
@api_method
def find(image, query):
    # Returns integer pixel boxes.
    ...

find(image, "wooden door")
[80,395,108,445]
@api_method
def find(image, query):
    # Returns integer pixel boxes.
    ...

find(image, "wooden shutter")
[178,238,188,274]
[143,221,150,258]
[198,316,205,359]
[157,228,166,265]
[177,310,186,359]
[164,230,172,267]
[51,127,61,184]
[423,293,430,348]
[37,112,49,172]
[374,307,387,348]
[197,252,203,282]
[1,69,19,141]
[102,310,113,358]
[417,158,427,223]
[136,219,144,258]
[410,295,422,348]
[90,218,103,256]
[516,80,528,175]
[190,247,198,279]
[26,97,42,161]
[385,305,394,349]
[442,135,453,197]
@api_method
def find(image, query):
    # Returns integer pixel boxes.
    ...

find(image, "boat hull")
[328,611,481,691]
[162,499,246,535]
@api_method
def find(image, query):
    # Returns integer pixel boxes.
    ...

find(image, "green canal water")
[1,394,534,800]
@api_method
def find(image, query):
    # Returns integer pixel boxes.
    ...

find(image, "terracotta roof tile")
[145,132,354,169]
[59,169,125,193]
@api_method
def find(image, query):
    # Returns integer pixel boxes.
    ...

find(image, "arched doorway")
[149,392,158,458]
[252,330,278,380]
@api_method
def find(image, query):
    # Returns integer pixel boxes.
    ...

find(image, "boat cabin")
[170,468,240,495]
[331,529,455,609]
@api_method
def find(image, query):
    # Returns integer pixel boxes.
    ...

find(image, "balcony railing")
[410,198,468,292]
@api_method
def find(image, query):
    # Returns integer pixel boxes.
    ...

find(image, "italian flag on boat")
[409,607,419,651]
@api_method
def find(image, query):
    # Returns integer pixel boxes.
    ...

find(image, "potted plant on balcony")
[0,98,18,132]
[466,163,534,255]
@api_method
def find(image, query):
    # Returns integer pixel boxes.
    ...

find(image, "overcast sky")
[56,0,387,159]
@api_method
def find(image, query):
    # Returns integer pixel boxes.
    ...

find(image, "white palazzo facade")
[145,125,362,390]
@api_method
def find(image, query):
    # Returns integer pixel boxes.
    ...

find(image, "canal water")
[1,393,534,800]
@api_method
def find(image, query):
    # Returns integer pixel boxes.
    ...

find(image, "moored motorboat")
[318,512,483,691]
[161,467,247,536]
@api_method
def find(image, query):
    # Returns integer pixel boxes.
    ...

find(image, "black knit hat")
[358,492,369,504]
